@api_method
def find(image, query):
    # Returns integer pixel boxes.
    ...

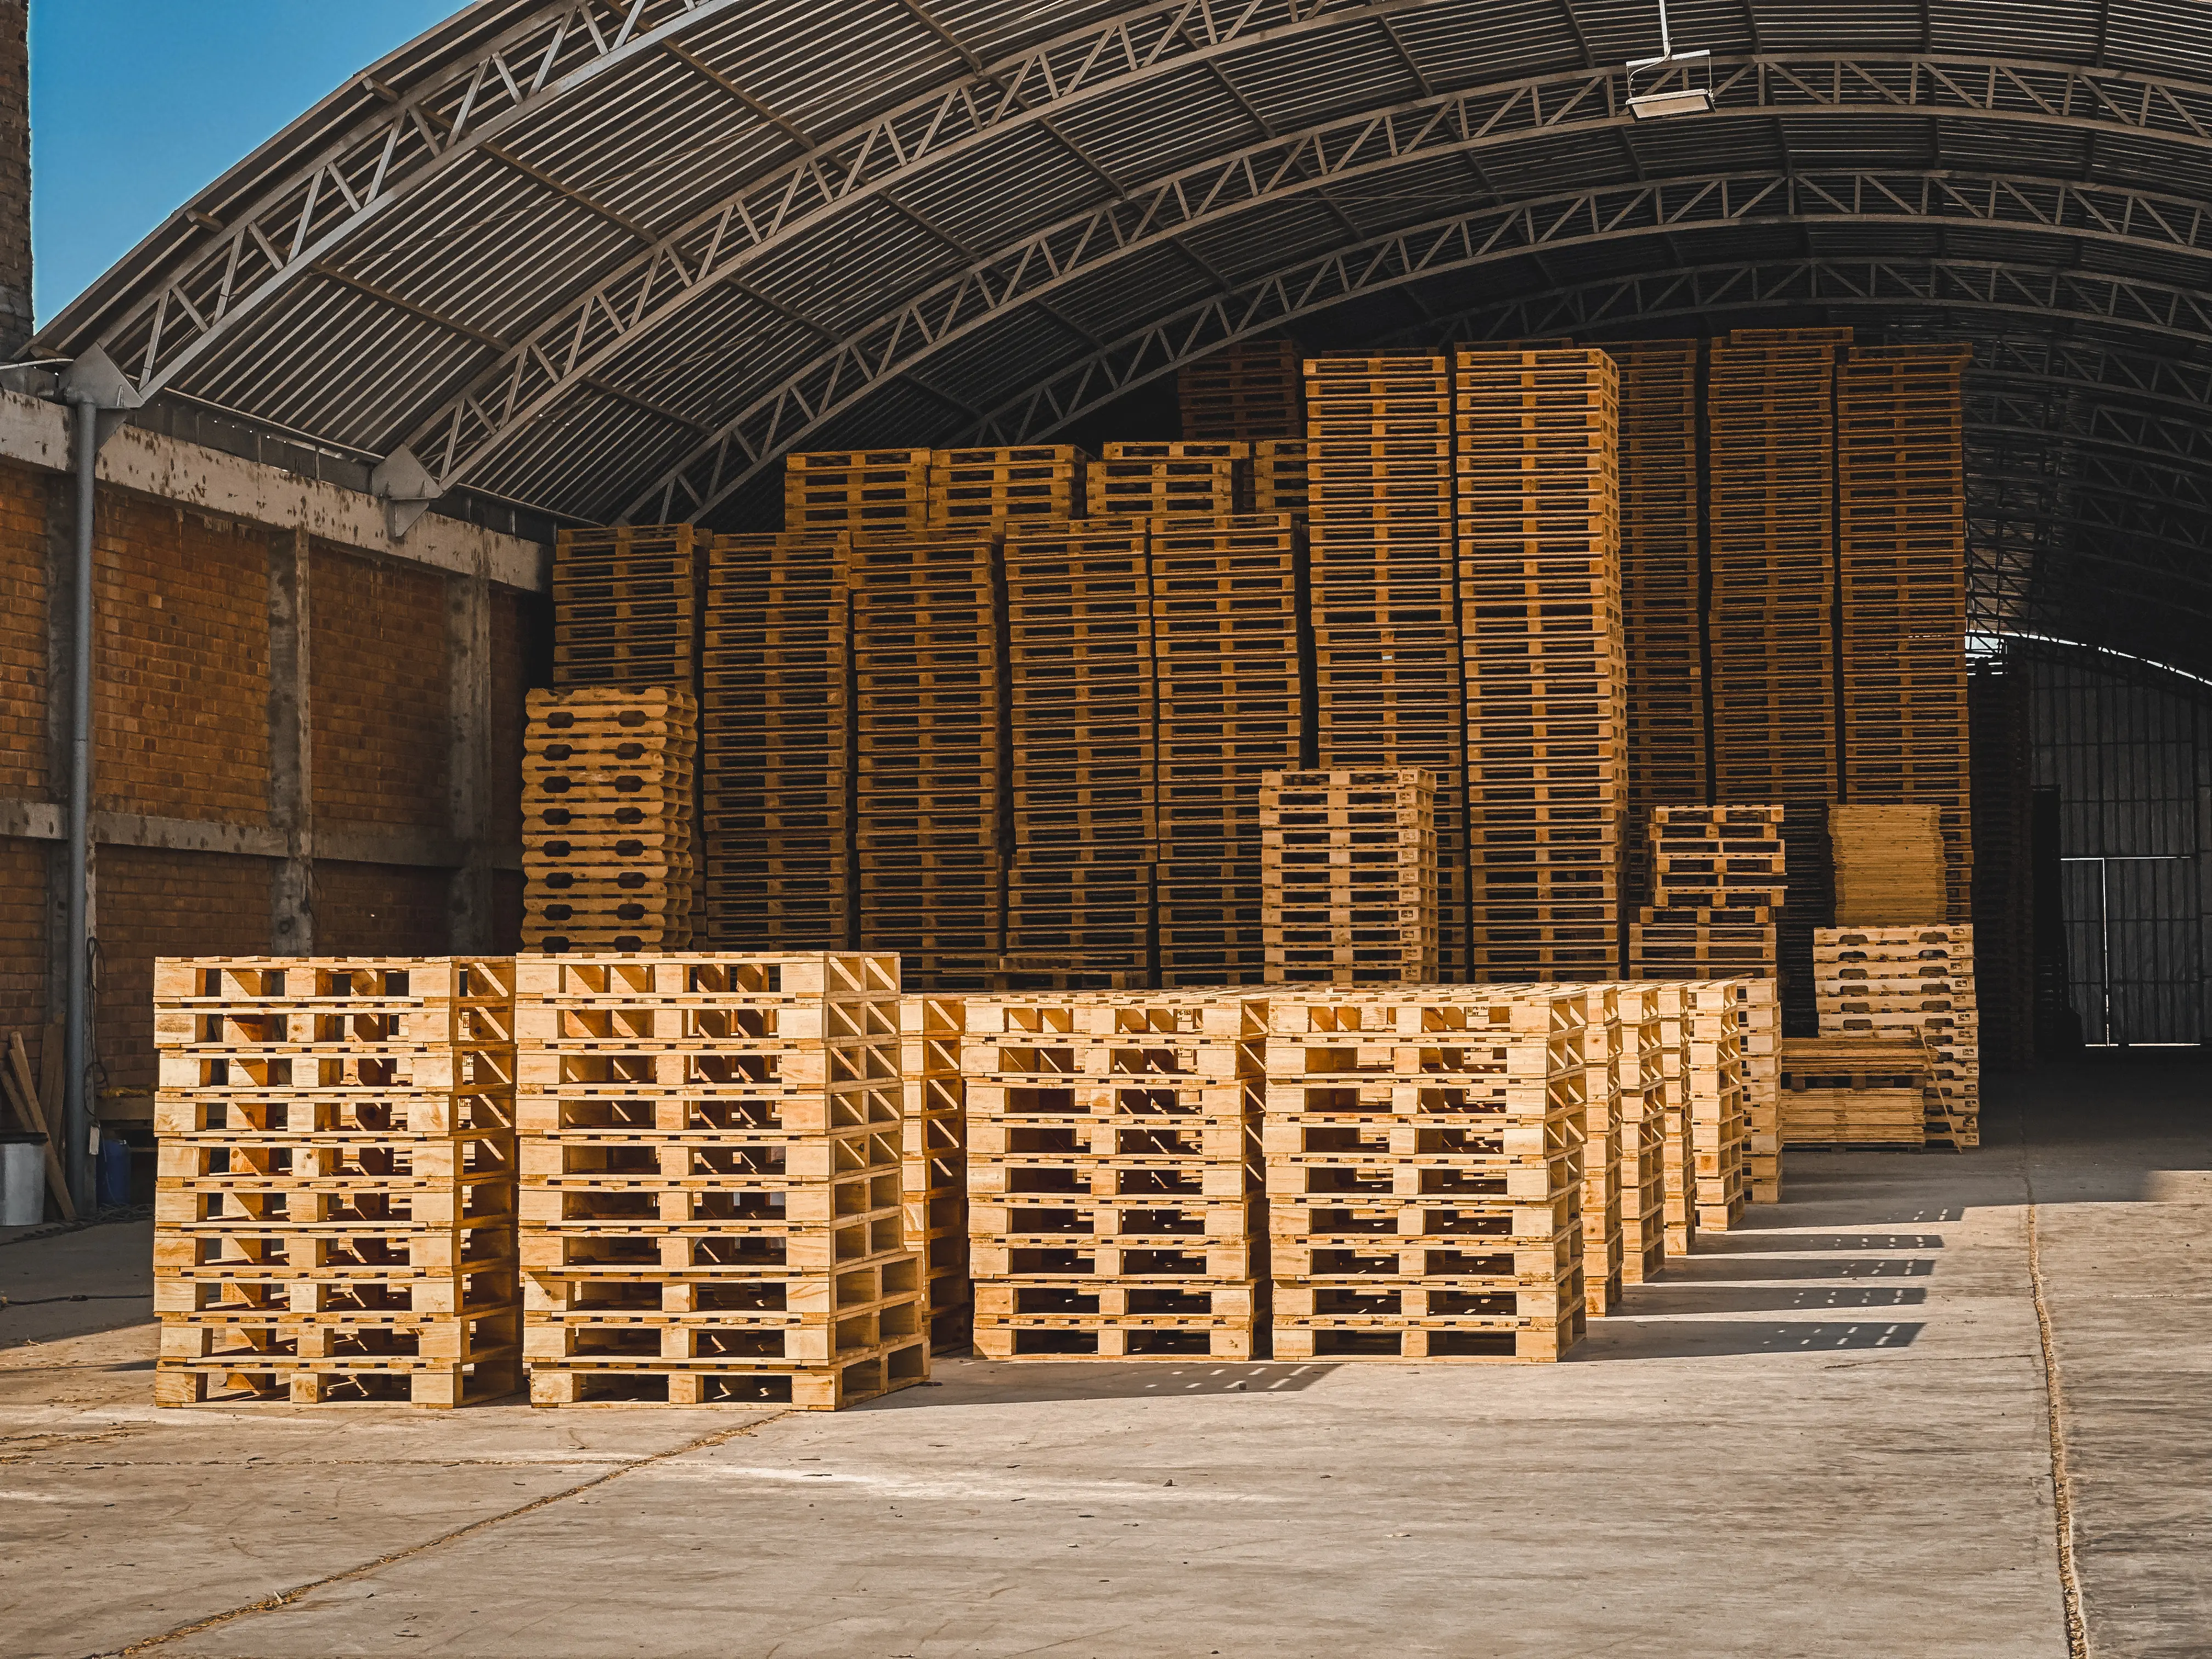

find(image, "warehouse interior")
[4,2,2212,1655]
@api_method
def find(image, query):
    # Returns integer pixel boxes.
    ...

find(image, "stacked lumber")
[152,957,521,1407]
[521,687,696,952]
[701,532,851,948]
[1151,512,1305,985]
[962,992,1262,1360]
[1630,804,1782,981]
[551,525,697,689]
[1252,439,1309,514]
[900,994,972,1350]
[929,445,1088,526]
[1004,520,1155,986]
[1815,925,1979,1147]
[516,952,928,1408]
[1261,769,1436,984]
[1179,338,1305,440]
[1262,986,1588,1362]
[851,528,1006,990]
[1305,354,1468,975]
[1086,442,1247,517]
[1683,980,1750,1232]
[1778,1036,1930,1146]
[1830,803,1948,924]
[1454,347,1625,981]
[1577,985,1624,1314]
[1969,658,2036,1069]
[783,448,932,534]
[1609,982,1671,1282]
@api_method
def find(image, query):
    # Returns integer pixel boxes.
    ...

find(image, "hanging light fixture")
[1626,0,1713,119]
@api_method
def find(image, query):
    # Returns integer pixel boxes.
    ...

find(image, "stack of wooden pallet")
[1839,345,1973,922]
[1778,1036,1931,1146]
[1830,803,1948,925]
[521,687,697,952]
[783,448,932,534]
[900,993,972,1350]
[1646,980,1700,1253]
[851,529,1006,990]
[1815,924,1979,1147]
[1260,768,1437,984]
[1630,804,1782,980]
[1179,338,1305,439]
[1735,974,1782,1203]
[551,526,697,690]
[1086,442,1246,517]
[963,992,1263,1360]
[516,952,929,1408]
[1005,520,1155,987]
[1150,512,1305,985]
[701,532,850,948]
[1454,347,1625,981]
[1609,981,1673,1280]
[1682,980,1750,1232]
[152,957,522,1407]
[1577,985,1625,1314]
[1252,439,1309,514]
[1305,354,1468,975]
[929,446,1087,526]
[1262,986,1587,1362]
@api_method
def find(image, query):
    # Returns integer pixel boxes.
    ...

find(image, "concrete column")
[41,473,82,1074]
[447,548,494,951]
[267,527,314,952]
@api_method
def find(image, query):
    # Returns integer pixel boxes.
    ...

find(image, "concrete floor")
[1,1057,2203,1658]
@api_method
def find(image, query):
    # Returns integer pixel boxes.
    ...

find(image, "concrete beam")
[0,802,520,871]
[0,390,549,592]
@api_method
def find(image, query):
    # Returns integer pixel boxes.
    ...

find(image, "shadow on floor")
[1579,1319,1926,1360]
[875,1358,1340,1406]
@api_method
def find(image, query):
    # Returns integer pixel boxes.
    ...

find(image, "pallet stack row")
[963,993,1263,1359]
[1838,345,1973,922]
[1260,769,1437,984]
[900,994,972,1349]
[1682,980,1749,1232]
[1630,805,1782,980]
[1815,925,1980,1147]
[1178,338,1305,440]
[1262,987,1587,1362]
[1087,441,1246,517]
[1305,355,1468,976]
[1005,520,1155,985]
[551,525,697,690]
[521,687,697,952]
[1608,982,1673,1280]
[701,532,850,948]
[784,448,932,534]
[1252,439,1310,514]
[1830,803,1948,926]
[929,446,1087,526]
[1454,347,1624,981]
[1577,985,1624,1314]
[851,529,1007,988]
[1777,1036,1931,1146]
[152,957,522,1407]
[515,953,928,1408]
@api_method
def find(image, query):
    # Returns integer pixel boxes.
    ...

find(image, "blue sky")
[30,2,459,323]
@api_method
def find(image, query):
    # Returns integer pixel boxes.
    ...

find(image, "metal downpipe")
[64,391,94,1213]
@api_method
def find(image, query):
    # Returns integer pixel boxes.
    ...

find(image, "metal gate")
[2060,855,2202,1044]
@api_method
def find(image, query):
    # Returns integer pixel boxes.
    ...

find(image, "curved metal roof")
[35,0,2212,672]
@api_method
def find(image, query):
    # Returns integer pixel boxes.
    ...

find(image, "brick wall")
[0,462,42,793]
[311,545,450,829]
[488,586,529,846]
[314,861,452,956]
[95,845,272,1094]
[0,833,43,1039]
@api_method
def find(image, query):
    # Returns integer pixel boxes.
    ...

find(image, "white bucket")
[0,1136,43,1226]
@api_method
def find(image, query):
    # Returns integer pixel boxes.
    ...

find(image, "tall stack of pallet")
[1815,925,1979,1147]
[963,992,1263,1359]
[1305,355,1467,975]
[1577,985,1623,1314]
[1262,986,1587,1362]
[1647,980,1699,1254]
[1630,805,1782,981]
[1683,980,1748,1232]
[1260,769,1436,984]
[551,526,697,690]
[521,687,697,952]
[783,449,932,534]
[516,952,928,1408]
[1004,520,1155,987]
[152,957,521,1407]
[1180,338,1305,440]
[929,446,1087,526]
[1252,439,1310,514]
[701,532,851,948]
[1151,512,1306,985]
[1086,442,1246,517]
[851,528,1006,990]
[900,993,970,1350]
[1610,982,1671,1282]
[1454,347,1624,981]
[1736,974,1782,1204]
[1969,657,2036,1069]
[1839,345,1973,922]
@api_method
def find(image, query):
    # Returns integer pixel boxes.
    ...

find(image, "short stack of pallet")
[783,448,932,534]
[516,952,928,1408]
[1150,512,1305,985]
[1815,925,1979,1148]
[1260,768,1437,984]
[1736,974,1782,1203]
[929,446,1087,526]
[962,992,1263,1360]
[1454,346,1625,981]
[900,993,972,1350]
[1647,980,1700,1254]
[1577,985,1624,1314]
[701,532,851,949]
[1630,805,1782,982]
[1305,354,1468,975]
[1180,338,1305,440]
[1262,986,1587,1362]
[551,526,697,690]
[1005,520,1156,986]
[152,957,522,1407]
[1778,1036,1930,1146]
[1610,981,1672,1280]
[1683,980,1749,1232]
[1830,803,1948,926]
[851,528,1006,989]
[1086,442,1246,517]
[1252,439,1310,514]
[521,687,697,952]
